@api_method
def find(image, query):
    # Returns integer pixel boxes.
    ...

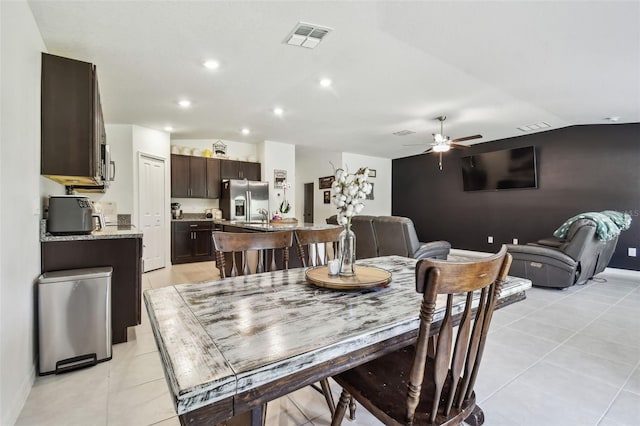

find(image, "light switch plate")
[488,236,494,243]
[512,238,519,244]
[629,248,637,257]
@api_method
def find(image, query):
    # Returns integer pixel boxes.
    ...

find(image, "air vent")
[285,22,332,49]
[393,130,416,136]
[517,122,551,132]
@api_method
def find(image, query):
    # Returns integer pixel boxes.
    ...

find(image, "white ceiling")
[28,1,640,159]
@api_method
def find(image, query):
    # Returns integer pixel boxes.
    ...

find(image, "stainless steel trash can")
[38,267,112,375]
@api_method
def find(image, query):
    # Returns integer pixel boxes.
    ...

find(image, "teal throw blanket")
[553,211,632,241]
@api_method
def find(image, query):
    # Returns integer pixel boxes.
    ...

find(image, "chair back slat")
[406,246,512,424]
[444,292,473,416]
[212,231,294,278]
[294,228,342,267]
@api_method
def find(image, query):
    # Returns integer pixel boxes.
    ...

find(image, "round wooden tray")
[269,218,298,226]
[305,265,392,290]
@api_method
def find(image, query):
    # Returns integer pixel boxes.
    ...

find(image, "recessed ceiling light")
[273,107,284,116]
[178,100,191,108]
[319,78,332,88]
[606,116,620,122]
[164,126,173,132]
[241,128,250,135]
[203,60,220,70]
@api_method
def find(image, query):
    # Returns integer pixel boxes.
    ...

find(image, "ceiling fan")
[405,116,483,170]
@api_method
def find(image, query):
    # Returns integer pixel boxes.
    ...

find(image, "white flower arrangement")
[331,167,372,225]
[279,180,292,214]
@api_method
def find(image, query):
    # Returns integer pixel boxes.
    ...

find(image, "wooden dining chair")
[212,231,294,278]
[294,227,343,267]
[293,227,354,419]
[331,246,512,426]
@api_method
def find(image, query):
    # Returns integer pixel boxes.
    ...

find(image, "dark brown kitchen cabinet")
[171,154,207,198]
[171,221,214,264]
[206,158,221,199]
[220,160,261,181]
[41,53,105,187]
[41,237,143,345]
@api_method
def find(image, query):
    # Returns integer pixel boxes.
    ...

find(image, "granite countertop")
[40,220,143,242]
[171,217,339,232]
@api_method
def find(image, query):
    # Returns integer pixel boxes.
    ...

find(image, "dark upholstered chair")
[372,216,450,260]
[326,215,451,261]
[507,219,601,288]
[330,246,512,426]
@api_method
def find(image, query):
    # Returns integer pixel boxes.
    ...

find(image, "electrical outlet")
[512,238,519,245]
[629,248,637,257]
[487,236,494,244]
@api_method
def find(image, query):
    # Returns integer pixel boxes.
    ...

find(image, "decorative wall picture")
[368,169,377,178]
[274,169,287,188]
[318,175,335,189]
[366,182,374,200]
[213,140,227,158]
[323,191,331,204]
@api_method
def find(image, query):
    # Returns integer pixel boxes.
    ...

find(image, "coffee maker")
[171,203,182,219]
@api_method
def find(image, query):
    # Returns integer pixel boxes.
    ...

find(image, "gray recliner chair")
[507,219,601,288]
[326,215,451,260]
[372,216,450,260]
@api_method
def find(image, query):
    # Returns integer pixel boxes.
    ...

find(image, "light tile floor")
[15,261,640,426]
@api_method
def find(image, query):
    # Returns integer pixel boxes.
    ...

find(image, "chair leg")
[464,405,485,426]
[331,390,350,426]
[348,397,357,420]
[319,378,335,416]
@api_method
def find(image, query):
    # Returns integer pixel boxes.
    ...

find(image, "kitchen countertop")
[40,220,143,242]
[171,217,339,232]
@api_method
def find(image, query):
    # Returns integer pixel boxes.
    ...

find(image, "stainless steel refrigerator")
[220,179,270,221]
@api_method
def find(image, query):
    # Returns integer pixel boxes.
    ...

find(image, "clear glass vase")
[338,221,356,277]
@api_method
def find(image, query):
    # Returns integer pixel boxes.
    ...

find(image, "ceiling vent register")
[285,22,332,49]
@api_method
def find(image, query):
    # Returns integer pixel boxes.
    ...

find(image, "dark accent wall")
[392,123,640,271]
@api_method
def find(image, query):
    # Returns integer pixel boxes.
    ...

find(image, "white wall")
[0,2,46,424]
[260,141,296,218]
[295,147,342,224]
[342,152,392,216]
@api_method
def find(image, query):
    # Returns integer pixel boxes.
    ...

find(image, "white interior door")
[139,154,165,272]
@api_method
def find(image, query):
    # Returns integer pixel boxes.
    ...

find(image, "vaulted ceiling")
[29,1,640,158]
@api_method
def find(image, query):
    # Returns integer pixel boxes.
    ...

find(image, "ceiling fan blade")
[449,142,469,149]
[450,134,482,143]
[402,143,429,147]
[423,147,434,153]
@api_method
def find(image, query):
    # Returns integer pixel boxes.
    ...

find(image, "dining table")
[144,255,532,426]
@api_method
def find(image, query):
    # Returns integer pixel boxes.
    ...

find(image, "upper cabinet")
[220,160,261,181]
[171,155,260,199]
[41,53,106,188]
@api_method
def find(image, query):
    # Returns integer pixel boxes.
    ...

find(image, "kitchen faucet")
[257,208,269,223]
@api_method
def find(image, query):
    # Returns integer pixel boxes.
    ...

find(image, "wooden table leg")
[250,404,266,426]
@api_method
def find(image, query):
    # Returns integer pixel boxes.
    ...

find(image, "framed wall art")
[274,169,287,188]
[318,175,335,189]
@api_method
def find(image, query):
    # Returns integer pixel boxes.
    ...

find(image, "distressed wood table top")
[144,255,531,422]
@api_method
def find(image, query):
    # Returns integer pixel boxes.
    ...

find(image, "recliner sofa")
[326,215,450,260]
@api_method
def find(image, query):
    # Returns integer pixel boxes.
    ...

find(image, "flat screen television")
[461,146,537,191]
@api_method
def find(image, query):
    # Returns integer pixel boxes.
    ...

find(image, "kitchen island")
[171,215,339,267]
[40,221,143,344]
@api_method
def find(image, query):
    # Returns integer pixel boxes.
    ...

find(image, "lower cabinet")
[41,237,143,345]
[172,221,215,264]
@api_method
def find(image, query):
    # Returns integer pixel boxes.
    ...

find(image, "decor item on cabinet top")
[213,140,227,158]
[279,180,291,214]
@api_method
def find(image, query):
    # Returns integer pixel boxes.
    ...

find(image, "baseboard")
[602,267,640,279]
[449,248,492,258]
[2,363,35,426]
